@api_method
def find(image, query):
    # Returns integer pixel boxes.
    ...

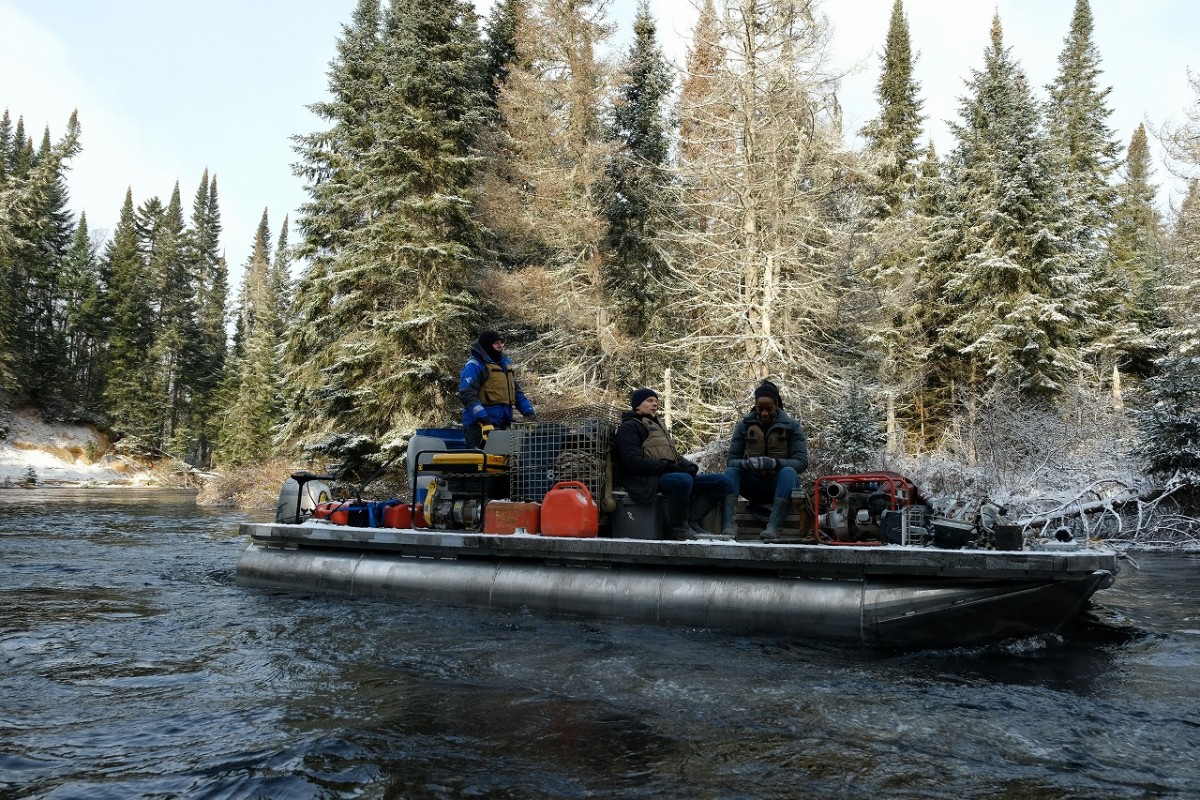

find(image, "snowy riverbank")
[0,409,160,487]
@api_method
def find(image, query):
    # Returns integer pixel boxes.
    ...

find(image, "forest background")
[3,0,1200,539]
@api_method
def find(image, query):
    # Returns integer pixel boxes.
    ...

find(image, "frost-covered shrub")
[1133,355,1200,486]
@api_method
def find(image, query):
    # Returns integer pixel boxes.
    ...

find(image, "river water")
[2,489,1199,800]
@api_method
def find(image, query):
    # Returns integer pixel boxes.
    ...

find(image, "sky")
[2,0,1198,284]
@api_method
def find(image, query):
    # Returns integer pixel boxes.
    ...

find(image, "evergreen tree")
[483,0,521,103]
[1046,0,1120,236]
[285,0,491,444]
[59,212,106,409]
[1134,355,1200,490]
[923,15,1090,412]
[0,111,79,408]
[147,183,199,454]
[269,215,293,337]
[187,171,228,467]
[283,0,382,445]
[599,0,673,337]
[103,190,159,450]
[219,212,283,465]
[860,0,924,216]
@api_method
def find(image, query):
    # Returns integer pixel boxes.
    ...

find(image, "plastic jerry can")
[483,501,541,535]
[314,501,349,525]
[540,481,599,538]
[382,502,412,529]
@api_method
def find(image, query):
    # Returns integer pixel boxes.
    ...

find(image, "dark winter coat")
[458,338,535,429]
[726,407,809,476]
[614,410,694,504]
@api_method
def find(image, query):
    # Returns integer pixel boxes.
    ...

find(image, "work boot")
[687,518,732,540]
[721,494,740,538]
[759,497,792,542]
[666,499,692,540]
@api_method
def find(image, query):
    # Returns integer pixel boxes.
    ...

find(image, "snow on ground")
[0,409,158,487]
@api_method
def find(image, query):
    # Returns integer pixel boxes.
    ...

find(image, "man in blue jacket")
[725,380,809,541]
[459,330,536,449]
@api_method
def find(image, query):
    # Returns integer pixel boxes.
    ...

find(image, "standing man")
[614,387,735,541]
[459,329,536,449]
[725,380,809,541]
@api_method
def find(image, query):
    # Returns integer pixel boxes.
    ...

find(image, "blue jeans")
[724,466,797,505]
[658,472,733,515]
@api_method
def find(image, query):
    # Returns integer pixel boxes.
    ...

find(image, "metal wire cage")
[507,404,624,504]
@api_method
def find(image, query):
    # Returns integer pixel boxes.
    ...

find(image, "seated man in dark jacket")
[724,380,809,541]
[614,388,734,541]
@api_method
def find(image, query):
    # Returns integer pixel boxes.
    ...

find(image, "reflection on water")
[2,489,1199,799]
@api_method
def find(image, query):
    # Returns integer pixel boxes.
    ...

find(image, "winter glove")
[660,459,687,474]
[682,460,699,476]
[747,456,778,474]
[479,422,495,442]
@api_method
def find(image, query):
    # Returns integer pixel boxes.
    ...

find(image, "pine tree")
[924,15,1089,411]
[1046,0,1120,235]
[599,0,673,337]
[59,212,106,409]
[483,0,521,104]
[283,0,382,445]
[103,190,159,450]
[285,0,491,445]
[219,211,283,466]
[0,111,80,408]
[860,0,924,216]
[187,171,228,467]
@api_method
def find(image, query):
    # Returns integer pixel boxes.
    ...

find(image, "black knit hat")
[630,387,659,410]
[479,329,503,351]
[754,380,782,407]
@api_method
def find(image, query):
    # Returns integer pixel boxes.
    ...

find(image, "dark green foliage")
[0,111,80,409]
[219,210,284,466]
[921,16,1088,410]
[860,0,924,215]
[102,190,159,449]
[1134,355,1200,486]
[483,0,520,103]
[187,171,229,466]
[284,0,491,445]
[600,0,673,336]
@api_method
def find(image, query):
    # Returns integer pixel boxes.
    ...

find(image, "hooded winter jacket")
[726,406,809,475]
[458,337,535,429]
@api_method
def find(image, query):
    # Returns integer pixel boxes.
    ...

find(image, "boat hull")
[236,523,1117,647]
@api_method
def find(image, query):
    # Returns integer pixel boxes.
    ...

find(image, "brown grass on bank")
[197,458,297,509]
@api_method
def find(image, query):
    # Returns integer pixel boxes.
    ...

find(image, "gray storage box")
[610,492,668,539]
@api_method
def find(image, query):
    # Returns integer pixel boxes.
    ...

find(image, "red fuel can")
[383,502,412,529]
[540,481,598,538]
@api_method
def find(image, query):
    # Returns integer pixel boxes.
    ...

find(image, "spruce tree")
[1107,123,1166,373]
[103,190,159,450]
[925,15,1089,409]
[59,212,106,410]
[283,0,382,445]
[285,0,491,444]
[860,0,924,216]
[483,0,521,104]
[599,0,673,337]
[219,211,283,466]
[187,171,228,467]
[1046,0,1120,235]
